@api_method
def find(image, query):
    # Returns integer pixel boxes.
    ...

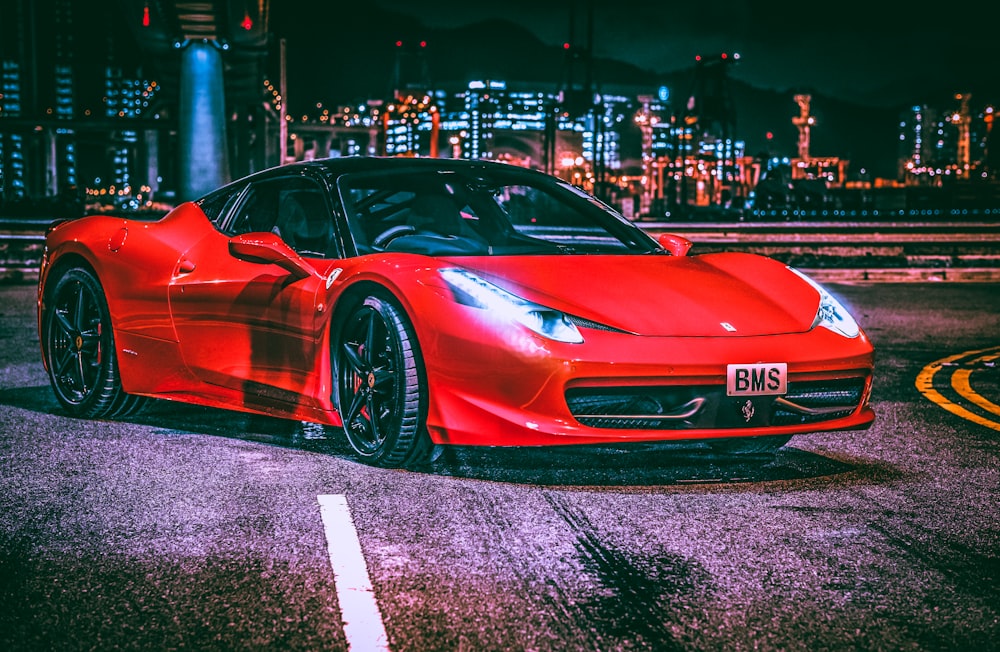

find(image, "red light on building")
[563,42,571,50]
[395,40,403,47]
[695,54,702,62]
[142,4,150,27]
[241,11,253,30]
[420,40,427,48]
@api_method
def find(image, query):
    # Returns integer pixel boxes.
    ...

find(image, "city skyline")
[266,0,997,179]
[1,0,996,212]
[271,0,999,112]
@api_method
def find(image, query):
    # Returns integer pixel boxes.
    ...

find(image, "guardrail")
[641,222,1000,282]
[3,221,1000,284]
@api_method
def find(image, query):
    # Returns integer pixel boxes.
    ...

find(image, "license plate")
[726,363,787,396]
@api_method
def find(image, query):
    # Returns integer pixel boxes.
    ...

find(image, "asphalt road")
[1,281,998,651]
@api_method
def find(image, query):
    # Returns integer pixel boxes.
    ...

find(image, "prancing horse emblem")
[741,399,755,423]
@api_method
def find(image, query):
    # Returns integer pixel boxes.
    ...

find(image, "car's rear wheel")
[708,435,791,455]
[41,265,149,418]
[336,293,432,468]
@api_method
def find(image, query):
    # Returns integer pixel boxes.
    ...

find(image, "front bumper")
[418,311,875,447]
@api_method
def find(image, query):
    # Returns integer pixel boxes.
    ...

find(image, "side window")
[197,182,247,228]
[229,181,281,235]
[273,181,333,257]
[224,177,333,257]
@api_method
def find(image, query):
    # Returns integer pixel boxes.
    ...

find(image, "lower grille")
[566,377,867,430]
[771,379,865,425]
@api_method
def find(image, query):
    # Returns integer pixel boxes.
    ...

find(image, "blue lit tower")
[178,41,230,199]
[121,0,273,200]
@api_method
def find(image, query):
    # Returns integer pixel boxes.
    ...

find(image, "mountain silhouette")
[341,15,904,178]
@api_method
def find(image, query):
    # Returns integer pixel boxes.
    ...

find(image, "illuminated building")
[0,0,80,204]
[381,93,439,158]
[454,80,552,165]
[0,0,171,211]
[0,61,27,201]
[899,94,995,185]
[102,71,161,209]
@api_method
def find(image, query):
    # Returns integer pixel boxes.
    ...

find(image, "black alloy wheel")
[336,294,431,468]
[42,266,147,418]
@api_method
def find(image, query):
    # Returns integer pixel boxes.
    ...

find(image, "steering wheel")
[372,224,418,248]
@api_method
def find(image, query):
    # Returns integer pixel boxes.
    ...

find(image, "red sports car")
[38,157,874,468]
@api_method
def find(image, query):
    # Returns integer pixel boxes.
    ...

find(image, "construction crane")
[952,93,972,177]
[792,94,815,161]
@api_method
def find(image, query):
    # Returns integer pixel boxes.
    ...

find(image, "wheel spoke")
[54,348,77,377]
[74,349,88,393]
[79,322,100,339]
[342,341,367,374]
[364,309,378,365]
[372,366,395,389]
[80,332,100,349]
[54,309,75,337]
[366,391,384,443]
[73,282,87,331]
[345,381,368,427]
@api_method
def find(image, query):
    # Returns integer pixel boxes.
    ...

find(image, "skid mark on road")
[318,494,391,652]
[544,493,708,650]
[916,345,1000,433]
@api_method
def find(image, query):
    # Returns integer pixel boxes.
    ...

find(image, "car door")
[168,174,333,408]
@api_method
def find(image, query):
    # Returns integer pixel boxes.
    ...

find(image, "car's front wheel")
[41,265,149,418]
[335,293,432,468]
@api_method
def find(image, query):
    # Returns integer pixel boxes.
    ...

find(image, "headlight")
[788,267,860,338]
[440,268,584,344]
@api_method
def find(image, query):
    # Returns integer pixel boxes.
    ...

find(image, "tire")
[707,435,791,455]
[335,293,433,468]
[41,266,149,418]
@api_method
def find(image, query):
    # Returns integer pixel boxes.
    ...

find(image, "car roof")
[300,156,539,176]
[213,156,556,192]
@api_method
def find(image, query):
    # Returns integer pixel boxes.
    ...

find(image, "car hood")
[442,253,820,337]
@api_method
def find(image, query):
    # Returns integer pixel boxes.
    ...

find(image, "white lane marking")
[318,494,391,652]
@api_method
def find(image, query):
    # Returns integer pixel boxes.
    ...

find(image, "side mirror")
[657,232,693,257]
[229,232,314,279]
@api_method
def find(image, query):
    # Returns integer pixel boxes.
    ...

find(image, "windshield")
[337,168,658,257]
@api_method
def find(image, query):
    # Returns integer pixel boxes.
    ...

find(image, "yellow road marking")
[916,346,1000,433]
[952,351,1000,418]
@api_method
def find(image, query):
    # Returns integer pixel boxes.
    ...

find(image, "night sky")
[269,0,999,111]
